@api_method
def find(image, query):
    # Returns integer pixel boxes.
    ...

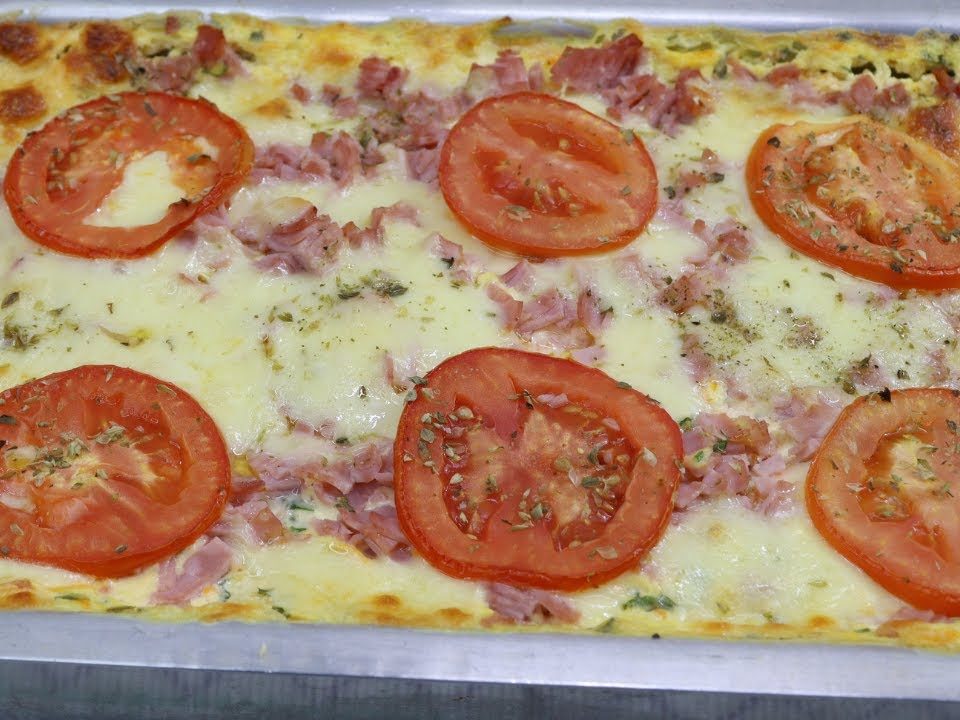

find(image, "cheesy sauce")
[0,12,958,647]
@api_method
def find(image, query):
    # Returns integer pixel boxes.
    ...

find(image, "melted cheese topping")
[84,151,185,228]
[0,14,958,646]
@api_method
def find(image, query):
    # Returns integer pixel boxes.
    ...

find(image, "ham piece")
[152,537,233,605]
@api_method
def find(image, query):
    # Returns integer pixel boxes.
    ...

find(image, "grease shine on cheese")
[0,14,957,642]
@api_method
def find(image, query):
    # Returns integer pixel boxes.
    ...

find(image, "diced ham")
[764,64,801,87]
[845,354,889,391]
[340,505,411,560]
[680,333,713,383]
[928,348,953,385]
[164,15,181,34]
[487,279,609,357]
[290,82,311,103]
[658,273,709,314]
[499,260,536,293]
[146,54,197,92]
[605,72,675,124]
[313,439,394,498]
[313,506,411,562]
[340,202,421,249]
[848,75,879,113]
[726,57,758,82]
[577,288,608,334]
[830,75,911,114]
[152,537,233,605]
[773,390,844,462]
[464,50,543,99]
[933,66,957,98]
[251,131,364,186]
[238,498,285,544]
[234,200,346,275]
[551,34,646,92]
[246,452,319,494]
[484,583,580,624]
[302,83,361,118]
[654,219,753,313]
[405,147,440,185]
[516,288,569,335]
[750,455,793,516]
[550,34,712,132]
[662,69,713,132]
[357,56,408,99]
[683,412,775,457]
[571,345,606,365]
[875,606,953,637]
[303,439,411,561]
[230,472,266,501]
[427,233,480,283]
[605,68,713,135]
[370,202,419,232]
[486,283,523,329]
[677,413,789,515]
[192,24,227,67]
[144,24,245,93]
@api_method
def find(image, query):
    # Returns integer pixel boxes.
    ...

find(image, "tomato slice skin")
[4,91,253,259]
[393,347,681,591]
[746,117,960,290]
[0,365,230,578]
[439,92,658,257]
[806,388,960,615]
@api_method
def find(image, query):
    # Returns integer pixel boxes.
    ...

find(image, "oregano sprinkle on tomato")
[393,348,681,591]
[4,91,253,259]
[0,365,230,578]
[747,117,960,290]
[439,93,658,257]
[807,388,960,615]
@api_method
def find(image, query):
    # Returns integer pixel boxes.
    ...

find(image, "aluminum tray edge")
[3,612,958,701]
[9,0,960,32]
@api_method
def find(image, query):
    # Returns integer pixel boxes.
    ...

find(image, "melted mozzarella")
[84,151,185,228]
[0,17,955,636]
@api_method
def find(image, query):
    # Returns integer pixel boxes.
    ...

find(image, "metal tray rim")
[3,610,959,701]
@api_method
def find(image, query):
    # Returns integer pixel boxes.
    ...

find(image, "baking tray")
[2,1,960,715]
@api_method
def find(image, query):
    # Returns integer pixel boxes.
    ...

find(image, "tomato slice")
[393,348,681,591]
[438,92,658,257]
[4,91,253,259]
[807,388,960,615]
[746,117,960,290]
[0,365,230,577]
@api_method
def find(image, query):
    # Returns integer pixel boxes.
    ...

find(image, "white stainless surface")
[1,0,959,703]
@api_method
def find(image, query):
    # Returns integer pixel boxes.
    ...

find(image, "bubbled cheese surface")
[0,13,958,645]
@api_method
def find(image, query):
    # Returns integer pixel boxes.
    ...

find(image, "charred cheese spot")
[906,100,960,160]
[436,607,472,623]
[310,47,355,69]
[72,22,135,83]
[371,593,402,608]
[455,32,479,55]
[198,602,258,620]
[0,85,46,125]
[0,23,42,65]
[0,580,37,608]
[254,97,291,118]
